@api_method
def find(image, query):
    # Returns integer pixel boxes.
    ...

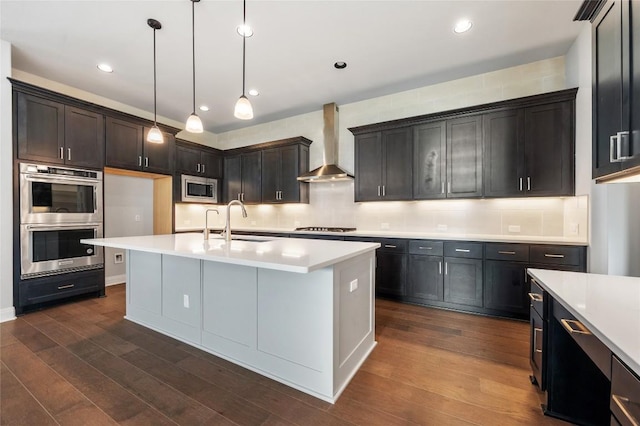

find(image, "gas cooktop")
[294,227,356,233]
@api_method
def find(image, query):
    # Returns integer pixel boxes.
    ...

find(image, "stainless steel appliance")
[20,163,103,224]
[20,223,104,279]
[181,174,218,203]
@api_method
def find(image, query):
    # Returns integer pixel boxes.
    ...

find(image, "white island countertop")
[527,268,640,376]
[83,233,380,273]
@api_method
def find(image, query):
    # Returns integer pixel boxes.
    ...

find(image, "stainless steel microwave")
[181,174,218,203]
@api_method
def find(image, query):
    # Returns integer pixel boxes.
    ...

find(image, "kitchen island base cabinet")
[125,250,376,403]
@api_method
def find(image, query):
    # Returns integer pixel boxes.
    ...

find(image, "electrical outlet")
[380,222,390,230]
[569,223,579,235]
[349,279,358,292]
[135,214,141,222]
[183,294,190,308]
[250,221,256,226]
[437,224,448,231]
[508,225,521,233]
[114,253,124,264]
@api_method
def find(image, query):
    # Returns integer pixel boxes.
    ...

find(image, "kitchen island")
[83,233,380,403]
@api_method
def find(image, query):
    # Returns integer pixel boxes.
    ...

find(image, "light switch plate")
[349,279,358,292]
[569,223,579,235]
[380,222,390,230]
[183,294,190,308]
[437,224,448,231]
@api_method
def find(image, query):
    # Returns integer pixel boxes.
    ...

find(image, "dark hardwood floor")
[1,285,566,425]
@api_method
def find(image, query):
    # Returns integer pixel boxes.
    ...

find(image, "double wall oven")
[19,163,104,279]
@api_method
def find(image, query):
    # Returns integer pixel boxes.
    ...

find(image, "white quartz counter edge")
[174,226,587,245]
[83,233,380,274]
[527,268,640,377]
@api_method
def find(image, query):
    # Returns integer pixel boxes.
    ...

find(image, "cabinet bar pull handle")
[384,245,397,248]
[560,319,591,335]
[527,177,531,191]
[197,163,201,173]
[67,148,71,161]
[612,394,640,426]
[528,292,543,302]
[377,185,381,197]
[382,185,386,197]
[138,156,142,167]
[439,261,442,274]
[610,134,619,162]
[444,262,448,275]
[441,182,445,194]
[57,284,75,290]
[418,246,433,250]
[241,193,245,202]
[455,248,470,253]
[237,193,241,201]
[202,164,205,174]
[544,253,564,258]
[519,177,523,191]
[145,157,149,168]
[59,146,64,159]
[498,251,516,255]
[447,181,451,194]
[533,327,543,353]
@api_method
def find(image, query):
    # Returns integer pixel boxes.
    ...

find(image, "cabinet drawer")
[485,243,529,262]
[553,299,611,379]
[611,356,640,426]
[529,278,546,318]
[19,269,104,306]
[444,241,483,259]
[378,239,408,253]
[409,240,443,256]
[530,245,583,266]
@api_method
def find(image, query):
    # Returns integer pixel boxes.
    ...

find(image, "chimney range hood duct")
[297,103,353,182]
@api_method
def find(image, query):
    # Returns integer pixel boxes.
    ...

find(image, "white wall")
[0,40,15,322]
[104,175,154,285]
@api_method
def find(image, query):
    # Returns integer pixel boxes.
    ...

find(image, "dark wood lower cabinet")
[376,252,407,297]
[407,254,443,301]
[484,260,529,317]
[443,257,483,307]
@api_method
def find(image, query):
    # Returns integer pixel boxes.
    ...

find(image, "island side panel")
[127,250,162,316]
[333,251,376,398]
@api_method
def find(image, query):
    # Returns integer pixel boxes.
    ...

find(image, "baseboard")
[105,274,126,287]
[0,306,16,323]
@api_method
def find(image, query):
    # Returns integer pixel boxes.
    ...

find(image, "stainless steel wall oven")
[19,163,104,279]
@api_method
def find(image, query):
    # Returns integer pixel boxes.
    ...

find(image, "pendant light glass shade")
[186,113,204,133]
[234,95,253,120]
[147,18,164,144]
[147,125,164,144]
[234,0,253,120]
[186,0,204,133]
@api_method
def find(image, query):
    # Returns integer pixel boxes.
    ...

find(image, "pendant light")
[147,18,164,144]
[185,0,203,133]
[234,0,253,120]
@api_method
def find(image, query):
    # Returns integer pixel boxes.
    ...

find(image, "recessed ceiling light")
[334,61,347,69]
[248,89,259,96]
[97,63,113,73]
[237,24,253,37]
[453,19,473,34]
[199,105,209,112]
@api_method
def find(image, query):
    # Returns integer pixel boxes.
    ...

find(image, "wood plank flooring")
[0,285,567,425]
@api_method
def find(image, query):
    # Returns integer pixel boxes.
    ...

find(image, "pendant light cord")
[242,0,246,96]
[192,0,196,114]
[153,26,158,124]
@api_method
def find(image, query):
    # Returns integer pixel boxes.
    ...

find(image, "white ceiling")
[1,0,584,134]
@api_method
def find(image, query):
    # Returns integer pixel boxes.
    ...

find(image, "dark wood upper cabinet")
[414,121,446,199]
[175,144,201,175]
[16,93,103,169]
[105,117,143,170]
[261,144,309,204]
[483,110,524,197]
[224,155,242,202]
[446,115,483,198]
[175,141,222,178]
[200,150,222,179]
[143,127,175,175]
[354,129,412,201]
[223,152,261,204]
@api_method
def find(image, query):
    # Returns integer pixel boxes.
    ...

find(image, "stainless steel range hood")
[297,103,353,182]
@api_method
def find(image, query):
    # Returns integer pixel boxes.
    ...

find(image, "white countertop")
[83,233,380,273]
[174,226,587,245]
[527,268,640,376]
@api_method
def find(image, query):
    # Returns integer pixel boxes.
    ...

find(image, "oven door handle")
[24,174,99,185]
[25,223,102,230]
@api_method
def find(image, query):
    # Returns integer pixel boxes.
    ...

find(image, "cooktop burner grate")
[294,227,356,233]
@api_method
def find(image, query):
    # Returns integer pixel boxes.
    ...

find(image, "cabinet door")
[593,0,624,178]
[105,117,143,170]
[408,255,443,301]
[241,151,262,204]
[175,144,201,175]
[413,121,446,199]
[16,92,65,164]
[376,252,407,297]
[524,102,574,196]
[447,116,483,198]
[483,110,524,197]
[143,127,174,175]
[224,155,242,202]
[354,133,383,201]
[484,260,528,316]
[628,0,640,170]
[261,148,281,203]
[201,150,222,178]
[382,128,413,200]
[443,257,482,307]
[280,145,303,203]
[64,106,104,169]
